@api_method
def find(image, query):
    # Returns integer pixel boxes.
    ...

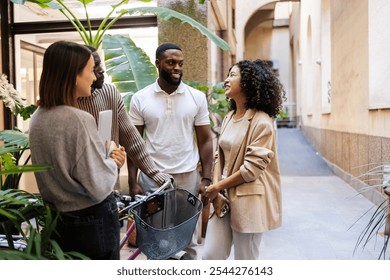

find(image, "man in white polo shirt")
[128,43,214,260]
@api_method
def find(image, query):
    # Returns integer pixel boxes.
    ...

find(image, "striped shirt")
[78,83,170,189]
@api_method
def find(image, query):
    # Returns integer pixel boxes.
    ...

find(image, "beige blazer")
[213,109,282,233]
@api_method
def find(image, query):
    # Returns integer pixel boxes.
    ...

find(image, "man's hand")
[129,182,144,198]
[199,177,211,205]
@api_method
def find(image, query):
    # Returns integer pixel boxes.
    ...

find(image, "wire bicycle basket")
[130,188,203,260]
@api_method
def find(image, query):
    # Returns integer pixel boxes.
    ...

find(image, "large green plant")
[11,0,230,101]
[0,189,89,259]
[102,34,157,110]
[0,74,50,190]
[11,1,229,50]
[0,129,51,190]
[0,75,70,259]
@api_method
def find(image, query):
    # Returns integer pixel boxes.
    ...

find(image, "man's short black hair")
[156,43,182,59]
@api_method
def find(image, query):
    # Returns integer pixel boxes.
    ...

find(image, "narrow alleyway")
[259,128,386,259]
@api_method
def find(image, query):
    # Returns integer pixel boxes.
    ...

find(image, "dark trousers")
[54,193,120,260]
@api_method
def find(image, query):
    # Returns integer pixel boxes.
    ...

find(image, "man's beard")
[160,68,182,86]
[92,77,104,90]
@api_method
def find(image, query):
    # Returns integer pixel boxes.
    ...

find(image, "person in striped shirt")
[78,47,172,196]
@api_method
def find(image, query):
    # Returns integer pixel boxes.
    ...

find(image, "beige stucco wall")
[293,0,390,137]
[292,0,370,131]
[331,0,369,134]
[290,0,390,202]
[235,0,280,61]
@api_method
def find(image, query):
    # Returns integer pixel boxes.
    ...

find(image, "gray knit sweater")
[29,106,118,212]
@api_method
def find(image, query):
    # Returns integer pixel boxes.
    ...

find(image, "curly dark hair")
[228,59,286,118]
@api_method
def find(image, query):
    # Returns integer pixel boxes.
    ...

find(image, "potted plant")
[0,188,89,259]
[353,163,390,259]
[276,107,291,128]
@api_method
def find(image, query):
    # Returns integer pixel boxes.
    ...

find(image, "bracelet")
[201,177,212,183]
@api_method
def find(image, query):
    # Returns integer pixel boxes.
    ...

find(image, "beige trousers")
[202,211,263,260]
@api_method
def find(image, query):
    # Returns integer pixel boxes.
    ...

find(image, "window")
[368,0,390,109]
[20,41,44,105]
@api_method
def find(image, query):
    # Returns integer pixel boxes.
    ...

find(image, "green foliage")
[102,34,158,110]
[0,189,89,260]
[185,80,229,118]
[11,1,230,102]
[11,0,230,50]
[15,104,38,121]
[209,82,229,119]
[11,0,140,49]
[124,6,230,51]
[0,73,47,189]
[101,4,231,100]
[183,80,229,136]
[185,80,209,94]
[0,189,45,249]
[0,74,37,120]
[277,108,290,120]
[0,129,51,190]
[352,163,390,259]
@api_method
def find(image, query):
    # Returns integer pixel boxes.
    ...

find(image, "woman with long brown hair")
[29,41,126,260]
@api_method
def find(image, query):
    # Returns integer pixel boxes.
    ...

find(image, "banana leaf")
[0,129,51,190]
[0,130,29,149]
[102,34,157,110]
[123,6,230,51]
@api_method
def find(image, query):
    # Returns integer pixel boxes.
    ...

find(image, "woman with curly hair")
[203,59,285,260]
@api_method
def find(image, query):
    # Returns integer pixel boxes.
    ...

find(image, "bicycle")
[117,181,203,260]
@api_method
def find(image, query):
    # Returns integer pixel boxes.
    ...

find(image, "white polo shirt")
[129,81,210,174]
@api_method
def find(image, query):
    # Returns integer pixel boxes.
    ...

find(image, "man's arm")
[126,124,145,197]
[195,124,214,196]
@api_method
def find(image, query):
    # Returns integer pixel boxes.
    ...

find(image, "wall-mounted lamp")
[316,59,321,65]
[298,60,302,65]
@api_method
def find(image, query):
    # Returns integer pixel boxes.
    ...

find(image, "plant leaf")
[0,164,51,176]
[123,6,231,51]
[10,0,61,9]
[102,34,157,98]
[49,240,65,260]
[77,0,95,5]
[0,130,29,148]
